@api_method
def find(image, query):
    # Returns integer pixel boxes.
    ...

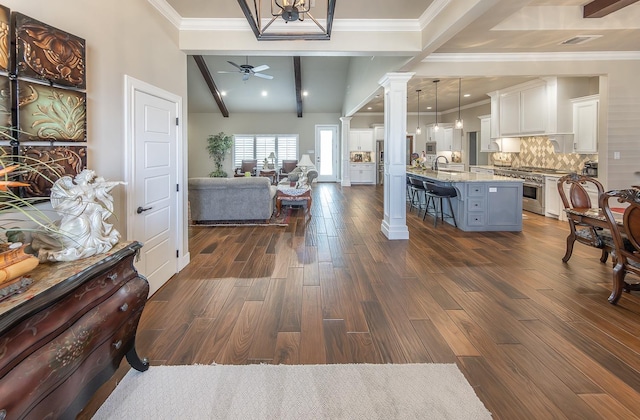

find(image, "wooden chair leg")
[562,233,576,263]
[608,263,626,304]
[599,249,608,264]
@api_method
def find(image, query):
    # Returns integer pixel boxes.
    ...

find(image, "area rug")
[93,363,491,419]
[190,208,292,227]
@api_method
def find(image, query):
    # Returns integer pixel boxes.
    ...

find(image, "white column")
[379,72,414,240]
[340,116,352,187]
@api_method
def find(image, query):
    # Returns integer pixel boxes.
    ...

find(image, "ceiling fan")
[217,58,274,81]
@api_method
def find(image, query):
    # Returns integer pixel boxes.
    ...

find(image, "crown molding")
[180,18,418,32]
[148,0,182,29]
[425,51,640,62]
[418,0,450,31]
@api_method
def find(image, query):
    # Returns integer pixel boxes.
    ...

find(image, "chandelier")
[237,0,337,41]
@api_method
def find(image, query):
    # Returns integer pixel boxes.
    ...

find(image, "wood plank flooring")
[83,183,640,419]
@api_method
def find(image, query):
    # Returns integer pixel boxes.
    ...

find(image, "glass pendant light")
[416,89,422,135]
[455,78,464,129]
[433,79,440,132]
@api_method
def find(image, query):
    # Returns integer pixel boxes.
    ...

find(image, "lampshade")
[297,154,314,169]
[268,152,276,159]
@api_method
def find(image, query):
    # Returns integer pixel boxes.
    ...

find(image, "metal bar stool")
[408,177,427,216]
[423,181,457,227]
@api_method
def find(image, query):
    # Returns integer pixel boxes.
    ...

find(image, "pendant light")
[415,89,422,135]
[455,78,464,129]
[433,79,440,132]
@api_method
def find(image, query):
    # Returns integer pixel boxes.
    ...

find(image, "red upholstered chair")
[600,188,640,304]
[557,173,612,263]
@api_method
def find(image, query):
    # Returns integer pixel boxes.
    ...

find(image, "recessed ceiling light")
[303,91,309,96]
[426,106,432,110]
[367,107,372,110]
[221,91,227,96]
[464,94,470,97]
[261,91,268,97]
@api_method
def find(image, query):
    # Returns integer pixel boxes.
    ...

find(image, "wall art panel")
[20,145,87,198]
[0,5,9,72]
[14,12,85,88]
[0,75,10,139]
[17,80,86,141]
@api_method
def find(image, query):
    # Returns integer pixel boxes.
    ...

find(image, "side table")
[259,169,277,185]
[276,184,312,217]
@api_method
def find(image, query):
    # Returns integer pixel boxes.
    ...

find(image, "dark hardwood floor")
[84,183,640,419]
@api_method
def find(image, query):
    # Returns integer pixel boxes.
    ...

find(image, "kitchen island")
[406,167,523,231]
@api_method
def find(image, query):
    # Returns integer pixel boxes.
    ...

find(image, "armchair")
[557,173,612,263]
[235,159,257,177]
[277,160,298,182]
[600,188,640,304]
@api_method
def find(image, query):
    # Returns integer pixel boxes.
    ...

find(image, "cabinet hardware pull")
[119,303,129,312]
[107,273,118,281]
[113,340,122,350]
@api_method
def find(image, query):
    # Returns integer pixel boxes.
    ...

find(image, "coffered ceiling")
[156,0,640,116]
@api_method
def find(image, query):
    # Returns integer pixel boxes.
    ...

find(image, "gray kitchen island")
[406,167,523,232]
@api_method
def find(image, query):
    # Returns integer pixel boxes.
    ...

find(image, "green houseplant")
[206,132,233,177]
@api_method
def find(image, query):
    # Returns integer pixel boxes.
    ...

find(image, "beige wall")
[188,112,341,178]
[4,0,188,246]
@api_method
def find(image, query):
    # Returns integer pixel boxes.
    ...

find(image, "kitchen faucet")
[432,155,449,171]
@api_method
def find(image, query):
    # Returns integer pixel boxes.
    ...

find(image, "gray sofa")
[188,177,277,222]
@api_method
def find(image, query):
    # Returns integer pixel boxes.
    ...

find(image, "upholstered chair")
[235,159,257,177]
[277,160,298,182]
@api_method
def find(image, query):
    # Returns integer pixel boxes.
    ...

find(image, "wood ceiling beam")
[294,56,303,118]
[193,55,229,118]
[583,0,640,18]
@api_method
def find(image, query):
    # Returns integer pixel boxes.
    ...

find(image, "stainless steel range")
[493,167,568,215]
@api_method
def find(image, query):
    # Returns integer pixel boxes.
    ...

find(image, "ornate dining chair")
[557,173,612,263]
[277,160,298,182]
[600,188,640,304]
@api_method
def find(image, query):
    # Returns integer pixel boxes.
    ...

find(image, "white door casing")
[315,125,338,182]
[124,76,185,296]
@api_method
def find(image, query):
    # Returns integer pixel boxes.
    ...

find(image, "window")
[233,134,298,167]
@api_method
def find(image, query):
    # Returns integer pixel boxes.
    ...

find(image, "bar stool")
[408,177,427,216]
[423,181,457,227]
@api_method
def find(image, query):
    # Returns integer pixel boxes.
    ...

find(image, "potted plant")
[206,132,233,177]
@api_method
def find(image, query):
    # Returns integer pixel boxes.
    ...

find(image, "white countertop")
[407,167,523,183]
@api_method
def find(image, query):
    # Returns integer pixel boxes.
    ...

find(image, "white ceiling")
[168,0,640,116]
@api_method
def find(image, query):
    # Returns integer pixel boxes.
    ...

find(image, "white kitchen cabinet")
[520,84,547,133]
[572,95,599,154]
[544,175,561,218]
[349,129,374,152]
[499,82,546,136]
[349,163,376,184]
[499,91,521,136]
[372,124,385,141]
[479,115,498,152]
[426,124,444,146]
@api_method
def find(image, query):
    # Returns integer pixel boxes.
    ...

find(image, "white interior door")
[315,125,338,182]
[127,78,180,296]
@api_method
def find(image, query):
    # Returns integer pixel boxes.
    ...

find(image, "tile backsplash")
[490,136,597,172]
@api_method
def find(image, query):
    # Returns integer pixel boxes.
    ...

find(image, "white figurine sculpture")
[32,169,124,262]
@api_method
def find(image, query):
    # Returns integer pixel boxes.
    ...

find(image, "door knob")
[136,206,152,214]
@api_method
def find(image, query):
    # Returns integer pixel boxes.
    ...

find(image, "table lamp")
[268,152,276,169]
[297,154,314,173]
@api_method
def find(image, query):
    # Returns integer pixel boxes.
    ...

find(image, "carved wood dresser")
[0,241,149,419]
